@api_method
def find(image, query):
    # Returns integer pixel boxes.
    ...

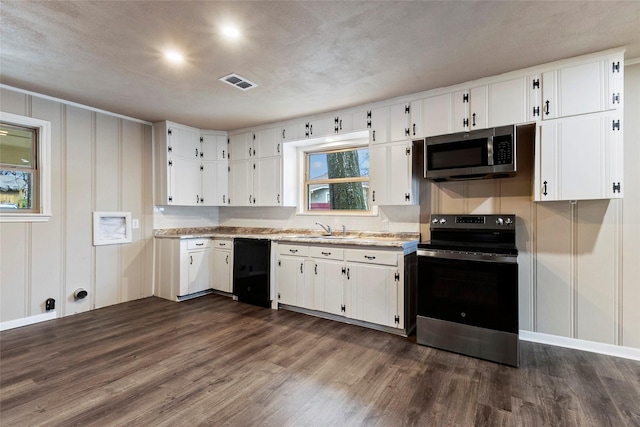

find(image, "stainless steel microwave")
[424,125,516,182]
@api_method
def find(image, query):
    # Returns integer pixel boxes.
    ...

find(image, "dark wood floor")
[1,295,639,426]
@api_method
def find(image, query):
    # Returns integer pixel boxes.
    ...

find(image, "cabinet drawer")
[344,249,398,266]
[308,246,344,261]
[212,239,233,250]
[186,238,211,250]
[278,244,308,257]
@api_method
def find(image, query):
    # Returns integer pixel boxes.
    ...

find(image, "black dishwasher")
[233,238,271,308]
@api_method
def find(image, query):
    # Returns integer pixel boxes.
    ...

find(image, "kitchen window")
[304,146,370,212]
[0,112,51,222]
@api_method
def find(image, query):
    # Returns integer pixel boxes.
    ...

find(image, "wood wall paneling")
[64,106,94,315]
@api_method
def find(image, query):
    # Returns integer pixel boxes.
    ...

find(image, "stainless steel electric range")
[416,214,519,367]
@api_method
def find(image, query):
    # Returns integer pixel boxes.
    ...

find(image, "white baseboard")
[520,330,640,361]
[0,311,57,331]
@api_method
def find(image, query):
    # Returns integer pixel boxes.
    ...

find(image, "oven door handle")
[417,249,517,264]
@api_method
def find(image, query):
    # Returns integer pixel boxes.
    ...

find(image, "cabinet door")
[469,85,488,130]
[229,132,252,161]
[277,256,305,306]
[369,145,388,206]
[349,264,397,327]
[228,160,252,206]
[170,157,200,206]
[313,259,345,316]
[410,98,424,139]
[201,161,228,206]
[211,248,231,292]
[537,113,621,201]
[188,249,211,294]
[389,103,411,142]
[253,157,281,206]
[307,118,329,139]
[254,127,280,158]
[542,59,616,119]
[370,107,389,144]
[387,144,413,205]
[201,133,228,161]
[281,122,303,142]
[489,77,529,127]
[332,113,352,135]
[423,93,452,137]
[452,89,469,133]
[169,125,201,159]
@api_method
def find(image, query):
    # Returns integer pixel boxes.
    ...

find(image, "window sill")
[0,213,52,223]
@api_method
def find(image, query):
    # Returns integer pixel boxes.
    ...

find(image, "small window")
[305,147,370,212]
[0,112,51,222]
[0,123,38,211]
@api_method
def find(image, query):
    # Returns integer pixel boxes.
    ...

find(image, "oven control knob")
[440,218,447,225]
[505,218,513,226]
[496,217,504,226]
[432,218,439,224]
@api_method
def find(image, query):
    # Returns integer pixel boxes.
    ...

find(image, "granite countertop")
[154,226,420,251]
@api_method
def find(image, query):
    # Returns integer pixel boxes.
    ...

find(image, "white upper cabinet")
[228,160,252,206]
[452,85,487,132]
[281,122,303,142]
[353,107,388,144]
[488,75,541,127]
[389,103,411,142]
[369,141,417,206]
[330,112,352,135]
[409,98,423,139]
[228,132,252,161]
[168,123,201,160]
[542,54,624,119]
[421,93,453,137]
[201,161,228,206]
[253,156,282,206]
[536,112,623,201]
[253,127,281,158]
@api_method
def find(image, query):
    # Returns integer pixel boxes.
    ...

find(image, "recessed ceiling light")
[164,50,184,64]
[222,25,240,39]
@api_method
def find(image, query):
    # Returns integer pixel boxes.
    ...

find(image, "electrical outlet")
[132,219,140,229]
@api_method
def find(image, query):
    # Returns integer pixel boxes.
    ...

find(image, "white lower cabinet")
[155,238,213,301]
[211,239,233,292]
[276,242,406,332]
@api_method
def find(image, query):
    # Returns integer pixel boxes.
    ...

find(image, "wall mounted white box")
[93,212,132,246]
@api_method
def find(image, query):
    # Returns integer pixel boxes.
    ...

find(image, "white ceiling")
[1,1,639,131]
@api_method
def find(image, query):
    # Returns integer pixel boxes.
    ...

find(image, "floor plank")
[1,294,638,426]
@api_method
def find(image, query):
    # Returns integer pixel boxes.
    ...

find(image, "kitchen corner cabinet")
[370,141,418,206]
[535,112,623,201]
[155,238,212,301]
[542,54,623,120]
[211,239,233,293]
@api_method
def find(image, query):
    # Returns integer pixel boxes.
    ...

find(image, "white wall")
[0,88,154,324]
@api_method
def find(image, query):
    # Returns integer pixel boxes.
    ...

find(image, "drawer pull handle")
[196,243,204,246]
[321,252,331,256]
[289,249,298,253]
[219,243,226,246]
[364,255,376,260]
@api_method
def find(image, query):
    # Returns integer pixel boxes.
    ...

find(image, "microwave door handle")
[487,136,495,166]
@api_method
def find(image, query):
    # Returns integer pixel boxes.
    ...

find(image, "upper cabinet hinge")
[612,93,621,104]
[168,128,172,136]
[168,160,173,167]
[200,136,203,143]
[613,182,621,193]
[168,145,172,153]
[168,196,173,203]
[532,79,540,89]
[533,106,540,117]
[612,61,621,73]
[394,315,400,324]
[462,93,469,103]
[200,165,204,171]
[612,120,621,131]
[405,193,410,202]
[405,105,410,114]
[406,147,411,156]
[341,304,346,313]
[395,272,400,282]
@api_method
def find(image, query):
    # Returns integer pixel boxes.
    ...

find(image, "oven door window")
[418,256,518,333]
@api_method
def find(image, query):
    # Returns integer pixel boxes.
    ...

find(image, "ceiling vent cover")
[219,73,258,91]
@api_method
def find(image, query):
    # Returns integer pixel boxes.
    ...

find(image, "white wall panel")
[576,200,617,344]
[64,106,94,314]
[30,98,64,315]
[0,223,28,322]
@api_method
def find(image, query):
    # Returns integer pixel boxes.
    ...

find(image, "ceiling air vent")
[219,73,258,91]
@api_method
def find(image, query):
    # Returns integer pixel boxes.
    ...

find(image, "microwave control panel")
[493,135,513,165]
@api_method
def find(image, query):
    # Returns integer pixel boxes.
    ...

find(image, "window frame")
[0,112,51,222]
[303,145,371,214]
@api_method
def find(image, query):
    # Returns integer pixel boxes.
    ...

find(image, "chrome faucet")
[315,222,332,236]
